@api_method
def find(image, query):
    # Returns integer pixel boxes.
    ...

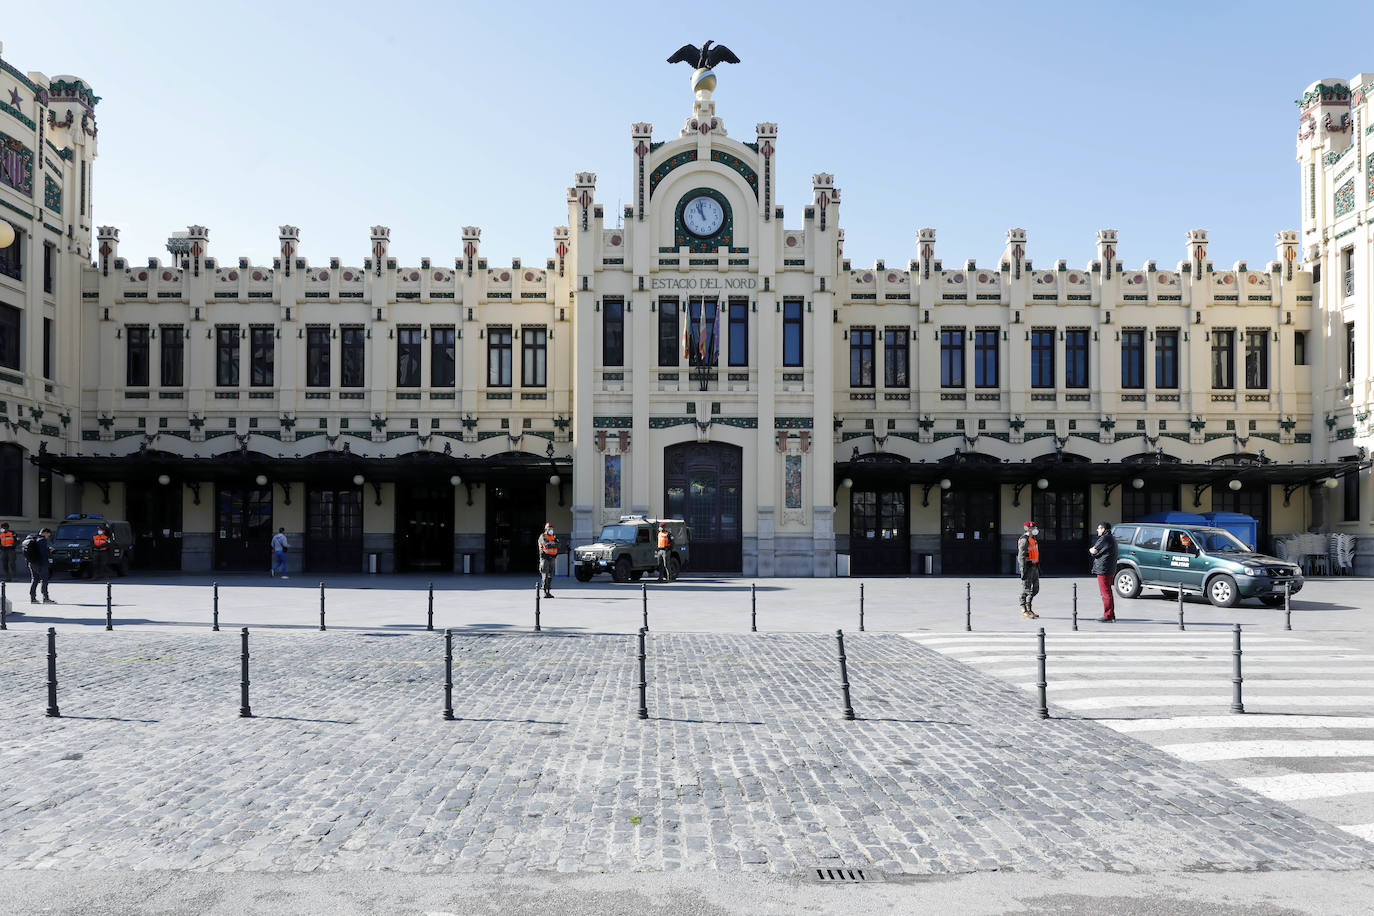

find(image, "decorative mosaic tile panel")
[1335,178,1356,217]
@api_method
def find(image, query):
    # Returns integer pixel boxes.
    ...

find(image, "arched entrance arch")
[664,442,742,572]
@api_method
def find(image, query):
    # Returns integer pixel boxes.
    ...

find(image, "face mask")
[1030,528,1039,537]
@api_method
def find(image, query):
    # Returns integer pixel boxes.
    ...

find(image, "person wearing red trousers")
[1089,521,1118,622]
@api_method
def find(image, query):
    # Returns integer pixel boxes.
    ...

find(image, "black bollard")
[1,579,6,630]
[319,582,326,632]
[1284,583,1292,631]
[534,580,542,632]
[239,627,252,718]
[965,582,971,632]
[105,581,113,631]
[642,583,649,632]
[1177,584,1185,631]
[1072,582,1078,630]
[443,628,455,721]
[1230,624,1245,714]
[45,627,59,718]
[427,581,435,632]
[636,627,648,720]
[1035,627,1049,719]
[750,582,757,633]
[859,583,865,632]
[836,629,856,721]
[212,581,219,632]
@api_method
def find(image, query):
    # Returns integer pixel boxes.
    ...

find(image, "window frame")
[521,325,548,388]
[215,325,240,387]
[939,327,965,388]
[1211,328,1235,390]
[973,328,998,389]
[159,324,183,387]
[126,325,150,387]
[883,326,909,388]
[1244,329,1269,389]
[306,325,331,388]
[395,326,422,388]
[1155,329,1179,389]
[728,299,749,368]
[1294,330,1307,366]
[602,298,624,367]
[849,327,875,388]
[1030,328,1055,389]
[249,325,274,388]
[487,326,513,388]
[0,304,19,372]
[1121,329,1145,389]
[657,298,679,367]
[430,325,456,387]
[782,299,804,367]
[1347,321,1357,383]
[340,326,365,388]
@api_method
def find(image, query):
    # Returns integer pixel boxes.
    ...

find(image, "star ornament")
[7,87,20,107]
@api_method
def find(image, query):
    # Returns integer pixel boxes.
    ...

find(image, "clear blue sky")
[4,1,1363,270]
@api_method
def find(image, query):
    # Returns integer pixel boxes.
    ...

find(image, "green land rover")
[1111,523,1303,608]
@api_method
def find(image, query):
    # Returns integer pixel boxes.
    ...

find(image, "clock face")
[682,194,725,237]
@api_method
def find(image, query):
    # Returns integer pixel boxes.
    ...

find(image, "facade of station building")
[1,44,1372,576]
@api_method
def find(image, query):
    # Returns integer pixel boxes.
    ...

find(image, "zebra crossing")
[905,629,1374,843]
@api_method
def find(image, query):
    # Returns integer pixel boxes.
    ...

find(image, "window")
[1345,468,1361,522]
[884,327,909,388]
[1343,247,1355,298]
[940,327,964,388]
[126,326,149,387]
[306,326,330,388]
[1211,329,1234,389]
[603,298,624,367]
[250,326,274,387]
[431,326,455,387]
[1347,321,1357,382]
[1065,329,1089,388]
[522,326,547,387]
[782,299,804,367]
[1031,328,1055,388]
[43,317,53,381]
[728,299,748,367]
[216,326,239,387]
[0,444,20,516]
[1156,330,1179,389]
[658,299,679,367]
[487,326,512,387]
[1122,483,1178,522]
[849,327,874,387]
[0,225,20,281]
[1121,330,1144,389]
[396,326,422,387]
[159,324,183,387]
[43,243,56,295]
[1135,526,1165,551]
[0,305,18,372]
[1294,330,1307,366]
[341,327,365,387]
[687,299,719,366]
[974,328,998,388]
[1244,330,1269,389]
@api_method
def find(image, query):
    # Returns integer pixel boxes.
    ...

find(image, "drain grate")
[812,866,871,883]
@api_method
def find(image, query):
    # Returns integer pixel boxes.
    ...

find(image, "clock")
[681,193,725,237]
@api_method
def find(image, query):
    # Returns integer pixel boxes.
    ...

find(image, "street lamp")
[157,474,171,486]
[1131,478,1145,489]
[1228,479,1242,491]
[939,478,952,490]
[352,474,365,486]
[254,474,268,487]
[1324,477,1341,489]
[449,474,462,487]
[1035,478,1049,490]
[549,474,561,486]
[0,221,14,249]
[63,473,76,485]
[839,477,853,490]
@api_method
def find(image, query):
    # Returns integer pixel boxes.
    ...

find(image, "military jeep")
[573,516,690,583]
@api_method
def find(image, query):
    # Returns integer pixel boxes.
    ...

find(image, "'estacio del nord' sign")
[650,276,758,290]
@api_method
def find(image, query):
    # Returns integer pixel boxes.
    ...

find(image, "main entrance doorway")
[214,485,272,572]
[305,486,363,573]
[126,481,183,570]
[850,488,910,575]
[1032,484,1090,574]
[664,442,742,573]
[486,479,544,574]
[941,487,1000,574]
[395,483,454,572]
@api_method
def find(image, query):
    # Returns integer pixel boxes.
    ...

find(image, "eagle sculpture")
[666,40,740,69]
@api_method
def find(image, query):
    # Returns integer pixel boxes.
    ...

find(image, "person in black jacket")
[24,528,55,605]
[1088,521,1118,622]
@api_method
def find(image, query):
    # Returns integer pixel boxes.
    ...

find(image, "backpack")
[22,536,40,562]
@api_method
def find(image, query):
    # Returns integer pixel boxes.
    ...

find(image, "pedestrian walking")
[655,522,673,581]
[270,527,289,579]
[1017,520,1041,619]
[23,527,55,605]
[1089,521,1118,622]
[0,521,17,582]
[91,523,111,580]
[538,522,558,598]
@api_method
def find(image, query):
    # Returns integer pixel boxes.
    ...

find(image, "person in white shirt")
[270,528,289,579]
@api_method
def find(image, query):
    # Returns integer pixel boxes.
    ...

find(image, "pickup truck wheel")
[1113,567,1141,599]
[574,567,594,583]
[1207,574,1239,608]
[612,556,631,583]
[666,555,681,582]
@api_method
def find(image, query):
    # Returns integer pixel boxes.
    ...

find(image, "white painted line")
[984,665,1374,677]
[915,635,1316,646]
[1339,824,1374,842]
[932,644,1348,655]
[1054,695,1374,710]
[1106,715,1374,733]
[1158,740,1374,762]
[1233,772,1374,801]
[953,654,1374,665]
[1016,679,1374,692]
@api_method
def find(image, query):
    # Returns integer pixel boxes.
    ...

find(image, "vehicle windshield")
[1193,528,1249,552]
[54,524,100,540]
[596,525,640,543]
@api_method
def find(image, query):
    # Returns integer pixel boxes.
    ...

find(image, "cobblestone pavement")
[1,628,1371,876]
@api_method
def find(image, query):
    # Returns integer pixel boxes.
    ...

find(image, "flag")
[709,306,721,364]
[683,310,691,360]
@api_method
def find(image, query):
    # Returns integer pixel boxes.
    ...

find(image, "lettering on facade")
[651,276,757,291]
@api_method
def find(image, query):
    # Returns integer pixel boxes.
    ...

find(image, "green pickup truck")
[573,516,690,583]
[1111,522,1303,608]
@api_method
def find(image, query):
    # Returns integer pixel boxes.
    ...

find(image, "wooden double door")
[850,488,910,575]
[664,443,742,573]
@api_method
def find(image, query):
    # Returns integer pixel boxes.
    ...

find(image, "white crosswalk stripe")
[907,629,1374,844]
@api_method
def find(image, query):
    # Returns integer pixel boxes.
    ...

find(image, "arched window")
[0,444,22,516]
